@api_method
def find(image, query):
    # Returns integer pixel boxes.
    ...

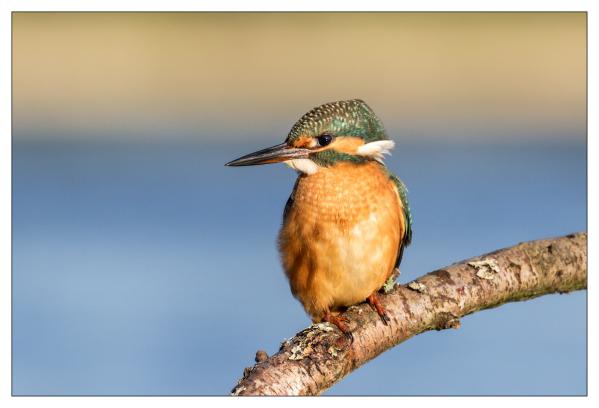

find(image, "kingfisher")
[226,99,412,342]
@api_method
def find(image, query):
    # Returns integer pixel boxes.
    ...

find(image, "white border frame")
[1,1,594,407]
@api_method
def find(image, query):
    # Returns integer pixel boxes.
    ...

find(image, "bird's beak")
[225,142,310,166]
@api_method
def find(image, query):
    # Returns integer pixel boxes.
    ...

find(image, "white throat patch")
[285,159,319,175]
[356,140,396,162]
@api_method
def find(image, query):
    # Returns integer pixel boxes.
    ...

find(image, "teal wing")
[282,177,300,223]
[390,174,412,268]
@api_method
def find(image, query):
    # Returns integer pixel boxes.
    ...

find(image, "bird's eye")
[317,133,333,147]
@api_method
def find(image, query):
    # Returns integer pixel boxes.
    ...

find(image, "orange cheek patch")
[326,136,365,154]
[292,136,314,148]
[292,135,365,153]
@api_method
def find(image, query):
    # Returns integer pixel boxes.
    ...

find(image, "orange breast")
[278,161,403,321]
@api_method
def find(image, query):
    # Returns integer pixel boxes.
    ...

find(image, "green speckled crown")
[286,99,388,143]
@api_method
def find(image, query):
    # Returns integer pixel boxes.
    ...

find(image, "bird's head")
[225,99,395,174]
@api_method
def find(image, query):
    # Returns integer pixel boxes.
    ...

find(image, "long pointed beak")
[225,142,310,167]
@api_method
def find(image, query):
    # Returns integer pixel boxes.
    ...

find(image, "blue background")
[13,135,586,395]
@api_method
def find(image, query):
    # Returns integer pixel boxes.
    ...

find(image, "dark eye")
[317,133,333,146]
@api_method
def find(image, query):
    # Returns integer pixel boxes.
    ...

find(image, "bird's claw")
[367,292,391,326]
[336,315,350,326]
[324,312,354,347]
[380,312,391,326]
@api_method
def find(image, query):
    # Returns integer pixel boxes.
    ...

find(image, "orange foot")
[367,292,391,325]
[323,311,354,345]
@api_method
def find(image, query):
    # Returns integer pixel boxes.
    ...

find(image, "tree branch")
[231,232,587,396]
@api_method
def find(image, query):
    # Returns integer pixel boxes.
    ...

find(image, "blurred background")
[12,12,586,395]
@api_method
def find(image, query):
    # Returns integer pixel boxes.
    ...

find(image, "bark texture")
[231,232,587,396]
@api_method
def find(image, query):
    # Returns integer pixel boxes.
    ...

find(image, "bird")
[226,99,412,342]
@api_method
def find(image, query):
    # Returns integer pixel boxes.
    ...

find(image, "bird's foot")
[367,292,391,325]
[323,312,354,346]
